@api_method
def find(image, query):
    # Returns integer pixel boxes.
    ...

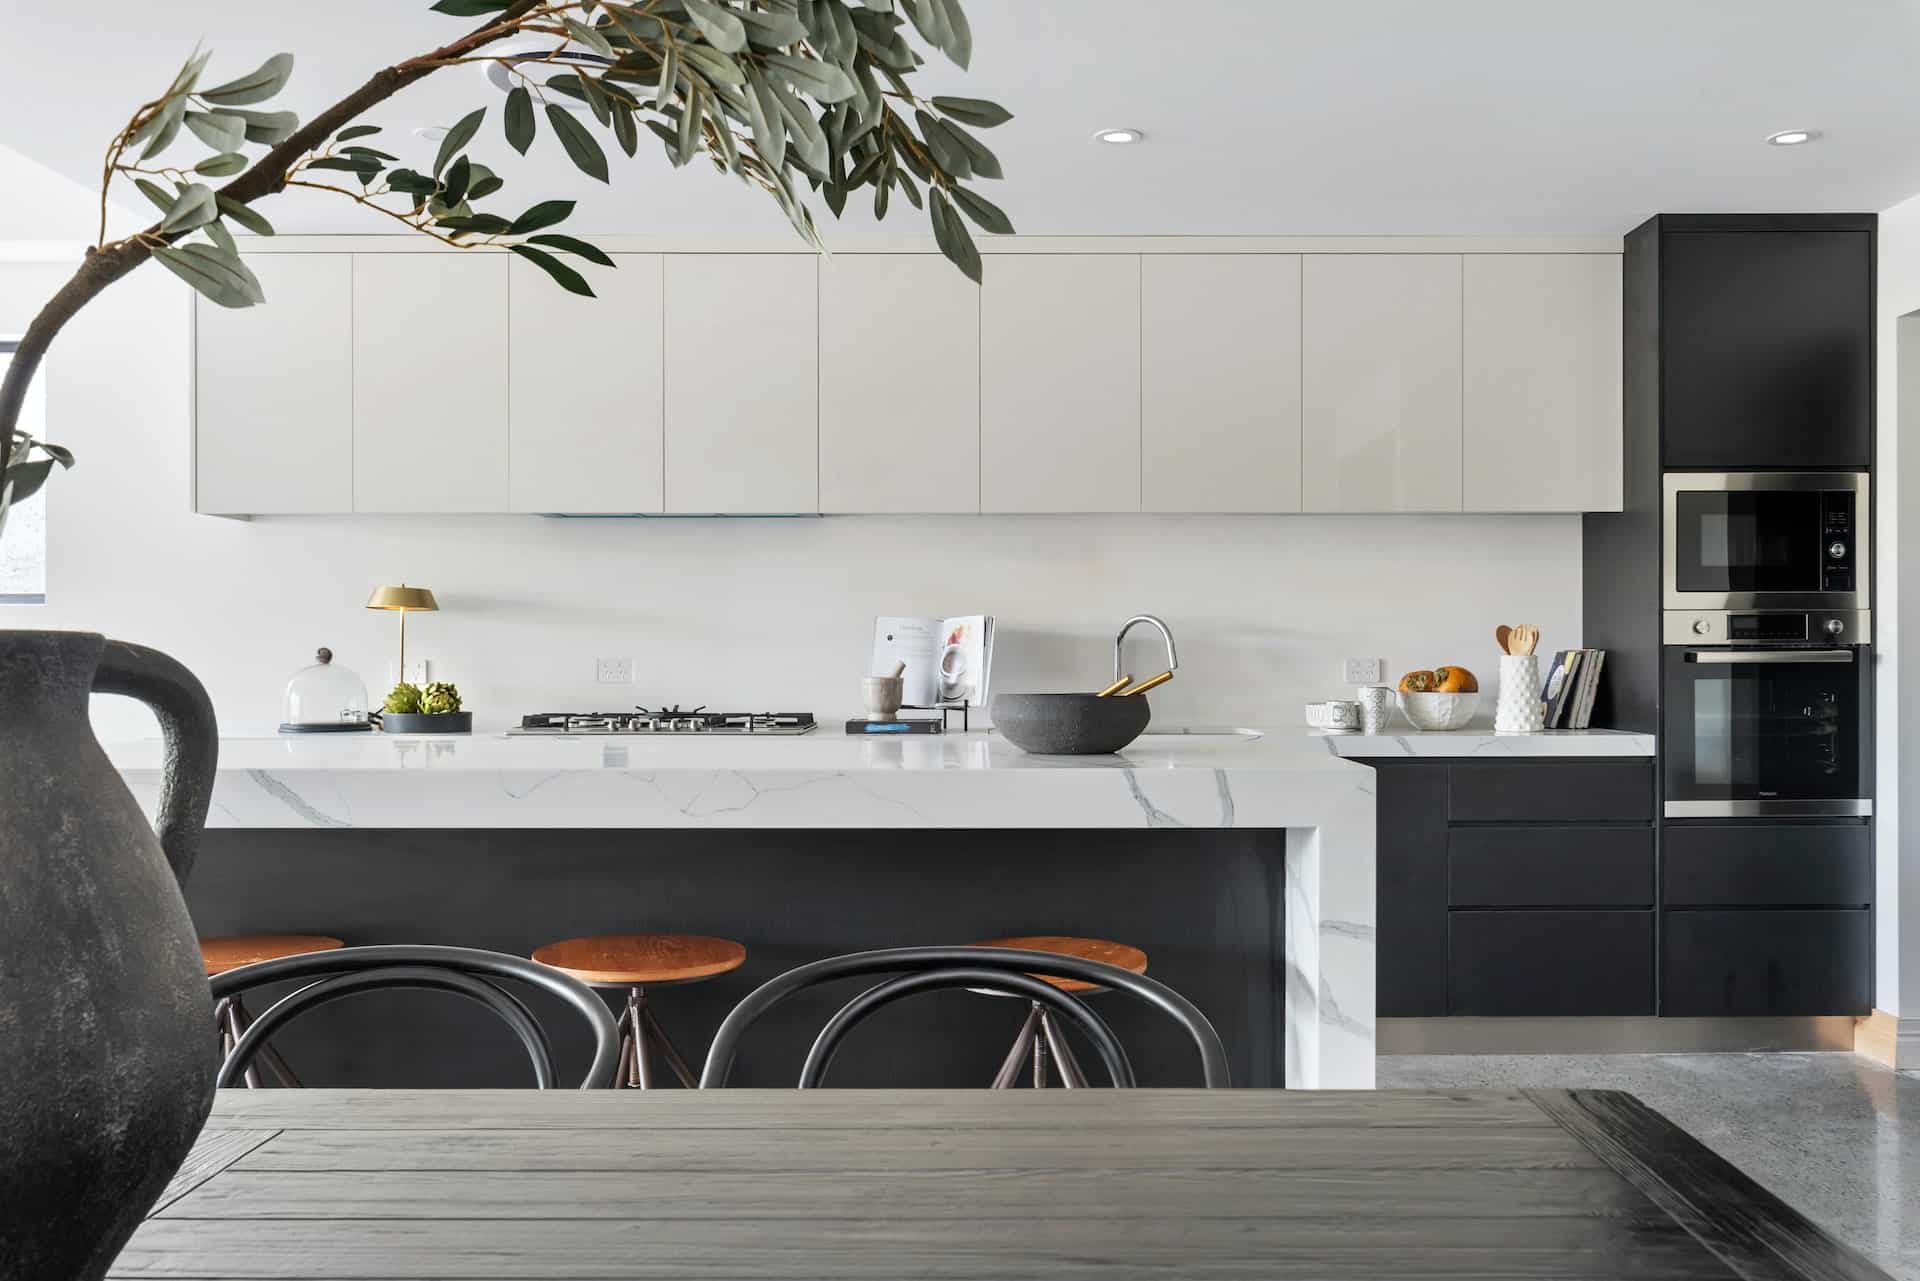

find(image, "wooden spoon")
[1495,625,1512,656]
[1515,625,1539,657]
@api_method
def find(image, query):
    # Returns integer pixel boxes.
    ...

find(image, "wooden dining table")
[115,1087,1888,1280]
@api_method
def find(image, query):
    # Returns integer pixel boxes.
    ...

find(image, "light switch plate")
[1342,657,1384,686]
[596,656,634,684]
[403,659,431,686]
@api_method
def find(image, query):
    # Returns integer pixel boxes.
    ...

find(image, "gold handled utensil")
[1095,675,1133,698]
[1121,670,1174,697]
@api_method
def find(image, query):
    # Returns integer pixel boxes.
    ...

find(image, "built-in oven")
[1663,472,1867,611]
[1661,610,1872,818]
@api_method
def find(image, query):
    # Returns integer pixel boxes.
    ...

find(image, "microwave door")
[1662,472,1867,611]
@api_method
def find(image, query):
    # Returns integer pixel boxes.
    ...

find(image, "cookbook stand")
[901,701,971,732]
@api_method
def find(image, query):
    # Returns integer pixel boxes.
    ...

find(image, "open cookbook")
[870,615,995,707]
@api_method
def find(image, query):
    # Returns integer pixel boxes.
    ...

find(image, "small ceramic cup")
[1355,684,1393,734]
[863,675,905,722]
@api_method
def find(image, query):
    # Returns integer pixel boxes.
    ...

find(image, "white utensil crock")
[1494,654,1544,734]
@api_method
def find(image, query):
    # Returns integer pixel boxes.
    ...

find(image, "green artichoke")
[419,681,462,715]
[382,682,422,714]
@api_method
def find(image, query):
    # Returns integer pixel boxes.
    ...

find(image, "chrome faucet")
[1114,614,1179,683]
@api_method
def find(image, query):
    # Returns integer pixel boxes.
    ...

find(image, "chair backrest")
[207,944,621,1089]
[700,945,1232,1088]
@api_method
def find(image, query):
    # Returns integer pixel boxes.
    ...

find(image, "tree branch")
[0,0,548,471]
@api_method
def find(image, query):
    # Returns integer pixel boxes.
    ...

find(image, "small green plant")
[419,681,463,715]
[382,682,423,714]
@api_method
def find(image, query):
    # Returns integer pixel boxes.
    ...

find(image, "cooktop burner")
[510,708,817,735]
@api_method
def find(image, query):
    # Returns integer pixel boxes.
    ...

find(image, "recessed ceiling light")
[1094,128,1144,145]
[1766,129,1822,146]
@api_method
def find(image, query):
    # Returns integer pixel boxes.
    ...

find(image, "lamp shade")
[366,585,439,612]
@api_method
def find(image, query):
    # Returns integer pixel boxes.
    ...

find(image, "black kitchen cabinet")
[1373,758,1656,1018]
[1662,822,1871,907]
[1451,911,1655,1016]
[1660,220,1873,470]
[1662,909,1871,1016]
[1375,762,1449,1017]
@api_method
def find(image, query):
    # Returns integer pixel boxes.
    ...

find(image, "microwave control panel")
[1822,491,1856,593]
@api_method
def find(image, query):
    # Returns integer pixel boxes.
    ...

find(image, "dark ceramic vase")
[0,631,219,1281]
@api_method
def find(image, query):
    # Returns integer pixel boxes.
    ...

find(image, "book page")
[870,617,940,706]
[935,616,993,705]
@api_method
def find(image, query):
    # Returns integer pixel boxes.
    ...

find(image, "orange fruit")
[1433,666,1478,693]
[1398,670,1436,693]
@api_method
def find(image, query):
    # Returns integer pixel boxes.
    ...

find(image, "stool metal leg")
[216,997,264,1089]
[1040,1010,1087,1089]
[991,1005,1042,1089]
[628,987,654,1089]
[612,1001,636,1089]
[1031,1015,1051,1088]
[641,1004,700,1089]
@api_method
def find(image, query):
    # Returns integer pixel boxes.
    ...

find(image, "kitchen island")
[110,730,1371,1089]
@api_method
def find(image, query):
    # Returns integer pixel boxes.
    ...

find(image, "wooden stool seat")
[201,934,345,977]
[975,935,1149,994]
[532,934,748,1090]
[531,934,747,987]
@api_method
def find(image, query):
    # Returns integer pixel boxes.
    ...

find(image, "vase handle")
[93,640,219,887]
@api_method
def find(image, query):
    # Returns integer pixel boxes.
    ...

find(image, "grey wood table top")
[113,1088,1889,1281]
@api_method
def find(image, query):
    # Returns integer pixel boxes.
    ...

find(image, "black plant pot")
[0,631,219,1281]
[379,710,472,734]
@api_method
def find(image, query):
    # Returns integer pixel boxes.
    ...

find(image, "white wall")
[0,247,1585,741]
[1878,191,1920,1022]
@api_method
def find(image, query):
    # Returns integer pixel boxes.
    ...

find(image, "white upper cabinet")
[509,253,664,513]
[352,254,510,513]
[195,254,353,514]
[1302,254,1464,512]
[819,255,980,513]
[1141,254,1303,513]
[664,254,818,514]
[980,255,1141,513]
[1463,254,1623,512]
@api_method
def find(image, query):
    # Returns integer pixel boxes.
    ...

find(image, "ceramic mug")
[1355,685,1393,734]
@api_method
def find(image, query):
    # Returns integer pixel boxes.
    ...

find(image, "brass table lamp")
[366,584,438,680]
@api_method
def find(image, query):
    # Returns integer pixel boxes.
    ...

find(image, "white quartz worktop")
[110,727,1375,1089]
[1313,729,1656,758]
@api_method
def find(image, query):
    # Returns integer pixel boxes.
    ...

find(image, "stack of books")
[1539,649,1606,729]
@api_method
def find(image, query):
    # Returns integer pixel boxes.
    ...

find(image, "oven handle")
[1683,649,1855,665]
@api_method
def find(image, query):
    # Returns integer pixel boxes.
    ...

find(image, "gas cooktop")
[509,707,817,735]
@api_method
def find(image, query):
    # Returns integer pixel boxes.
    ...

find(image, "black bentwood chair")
[699,945,1232,1088]
[207,944,623,1089]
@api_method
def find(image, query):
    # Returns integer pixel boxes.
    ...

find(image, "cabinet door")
[1661,230,1872,469]
[663,254,817,513]
[1141,255,1302,512]
[819,255,978,513]
[1463,254,1622,512]
[1302,254,1462,512]
[1662,909,1871,1015]
[980,255,1140,512]
[195,254,353,514]
[1450,911,1655,1015]
[352,254,509,512]
[509,253,663,513]
[1374,762,1450,1017]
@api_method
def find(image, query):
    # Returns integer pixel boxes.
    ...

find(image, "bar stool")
[201,933,345,1088]
[532,934,746,1088]
[975,935,1149,1088]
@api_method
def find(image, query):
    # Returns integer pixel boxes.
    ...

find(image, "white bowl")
[1397,690,1479,731]
[1304,700,1362,733]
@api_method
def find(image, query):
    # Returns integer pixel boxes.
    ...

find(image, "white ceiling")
[6,0,1920,239]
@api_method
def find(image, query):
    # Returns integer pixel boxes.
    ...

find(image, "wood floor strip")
[1526,1089,1892,1281]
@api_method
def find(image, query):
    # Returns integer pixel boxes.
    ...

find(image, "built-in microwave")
[1663,472,1867,611]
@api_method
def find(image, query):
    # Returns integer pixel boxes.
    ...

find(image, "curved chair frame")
[208,944,622,1090]
[702,945,1232,1088]
[801,967,1133,1088]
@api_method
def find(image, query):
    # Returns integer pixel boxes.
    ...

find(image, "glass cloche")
[279,647,372,733]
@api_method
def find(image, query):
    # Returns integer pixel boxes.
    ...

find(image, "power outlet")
[403,659,431,686]
[1342,657,1384,686]
[596,656,634,684]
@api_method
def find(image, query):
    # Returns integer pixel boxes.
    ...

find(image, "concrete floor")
[1379,1053,1920,1280]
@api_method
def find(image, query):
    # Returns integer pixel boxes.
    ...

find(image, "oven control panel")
[1822,491,1856,593]
[1664,609,1871,646]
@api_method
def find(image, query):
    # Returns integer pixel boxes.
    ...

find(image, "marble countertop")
[1313,729,1655,758]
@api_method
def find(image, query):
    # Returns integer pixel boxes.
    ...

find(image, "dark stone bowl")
[989,692,1151,755]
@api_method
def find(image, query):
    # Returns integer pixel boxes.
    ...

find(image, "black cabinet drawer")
[1449,911,1654,1015]
[1449,828,1654,908]
[1448,762,1653,823]
[1662,910,1871,1016]
[1664,824,1872,907]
